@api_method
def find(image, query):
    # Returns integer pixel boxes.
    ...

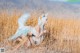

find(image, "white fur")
[8,13,31,40]
[8,13,48,46]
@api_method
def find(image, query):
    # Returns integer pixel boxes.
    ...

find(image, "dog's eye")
[32,34,35,37]
[43,15,45,17]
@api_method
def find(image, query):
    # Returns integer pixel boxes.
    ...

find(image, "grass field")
[0,11,80,53]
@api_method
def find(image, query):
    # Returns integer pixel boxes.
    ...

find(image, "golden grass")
[0,11,80,53]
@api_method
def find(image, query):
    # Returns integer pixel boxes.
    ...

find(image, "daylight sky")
[49,0,80,2]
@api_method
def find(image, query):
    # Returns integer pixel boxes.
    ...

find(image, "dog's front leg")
[38,30,47,38]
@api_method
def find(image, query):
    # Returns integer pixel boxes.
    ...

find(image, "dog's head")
[38,13,48,25]
[38,13,48,30]
[30,13,48,37]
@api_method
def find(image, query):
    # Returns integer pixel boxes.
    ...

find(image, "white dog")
[8,13,48,48]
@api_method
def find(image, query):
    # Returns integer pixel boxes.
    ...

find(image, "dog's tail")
[18,13,30,27]
[8,13,30,41]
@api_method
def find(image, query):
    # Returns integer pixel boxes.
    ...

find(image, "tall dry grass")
[0,11,80,53]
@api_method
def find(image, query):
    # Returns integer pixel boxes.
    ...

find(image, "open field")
[0,11,80,53]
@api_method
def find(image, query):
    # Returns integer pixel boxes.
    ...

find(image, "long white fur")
[18,13,30,27]
[8,13,31,40]
[8,13,48,46]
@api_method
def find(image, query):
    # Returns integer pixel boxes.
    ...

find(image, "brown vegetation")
[0,11,80,53]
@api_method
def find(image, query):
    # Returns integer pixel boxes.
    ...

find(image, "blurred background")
[0,0,80,18]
